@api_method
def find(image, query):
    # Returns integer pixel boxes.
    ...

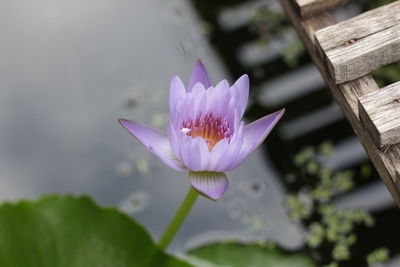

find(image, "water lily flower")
[119,61,284,200]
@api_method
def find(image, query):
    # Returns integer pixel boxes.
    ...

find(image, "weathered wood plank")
[293,0,351,18]
[359,81,400,148]
[279,0,400,207]
[315,1,400,84]
[316,1,400,51]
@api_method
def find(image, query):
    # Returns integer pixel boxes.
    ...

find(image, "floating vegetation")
[307,222,324,248]
[115,161,134,177]
[366,248,390,266]
[371,62,400,88]
[250,6,287,42]
[286,194,312,221]
[250,5,306,69]
[136,159,150,174]
[282,39,305,68]
[286,142,389,266]
[151,113,168,128]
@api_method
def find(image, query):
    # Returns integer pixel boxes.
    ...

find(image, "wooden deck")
[279,0,400,207]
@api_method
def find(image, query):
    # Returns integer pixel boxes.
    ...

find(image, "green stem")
[158,186,199,250]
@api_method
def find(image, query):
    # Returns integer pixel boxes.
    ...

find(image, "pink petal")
[204,138,229,171]
[206,122,244,172]
[118,119,185,172]
[231,74,249,119]
[205,79,230,117]
[189,171,229,200]
[227,109,285,171]
[186,83,207,118]
[188,60,211,91]
[167,119,182,162]
[169,76,186,123]
[179,136,209,172]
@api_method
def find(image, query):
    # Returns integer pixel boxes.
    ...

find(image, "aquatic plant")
[287,143,390,266]
[119,61,284,249]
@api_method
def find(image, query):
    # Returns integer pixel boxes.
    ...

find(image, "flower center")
[181,113,231,151]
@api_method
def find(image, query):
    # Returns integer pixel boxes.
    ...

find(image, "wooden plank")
[359,81,400,148]
[315,1,400,84]
[293,0,350,18]
[279,0,400,207]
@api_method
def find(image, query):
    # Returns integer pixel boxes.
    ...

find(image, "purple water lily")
[119,61,284,200]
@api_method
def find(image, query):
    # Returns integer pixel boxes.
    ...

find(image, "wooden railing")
[280,0,400,207]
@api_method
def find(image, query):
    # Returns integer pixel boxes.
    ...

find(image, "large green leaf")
[0,195,192,267]
[188,243,316,267]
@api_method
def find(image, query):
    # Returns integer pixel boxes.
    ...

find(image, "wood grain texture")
[293,0,350,18]
[315,0,400,84]
[359,81,400,148]
[280,0,400,207]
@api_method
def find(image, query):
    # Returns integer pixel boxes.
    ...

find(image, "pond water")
[0,0,303,253]
[1,0,399,264]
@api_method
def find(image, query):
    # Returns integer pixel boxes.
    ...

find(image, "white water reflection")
[119,191,150,214]
[0,0,301,253]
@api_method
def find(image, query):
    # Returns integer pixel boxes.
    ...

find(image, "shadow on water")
[191,0,400,265]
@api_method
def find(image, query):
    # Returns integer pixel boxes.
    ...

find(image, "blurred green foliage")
[286,194,312,221]
[366,248,389,266]
[368,0,398,9]
[282,39,306,68]
[0,194,319,267]
[287,142,387,265]
[250,5,306,68]
[372,62,400,88]
[250,6,287,42]
[0,195,191,267]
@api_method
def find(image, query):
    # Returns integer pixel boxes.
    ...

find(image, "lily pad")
[0,195,191,267]
[188,243,315,267]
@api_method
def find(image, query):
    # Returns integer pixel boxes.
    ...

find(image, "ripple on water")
[118,191,150,215]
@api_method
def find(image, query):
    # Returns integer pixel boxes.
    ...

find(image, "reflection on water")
[0,0,302,253]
